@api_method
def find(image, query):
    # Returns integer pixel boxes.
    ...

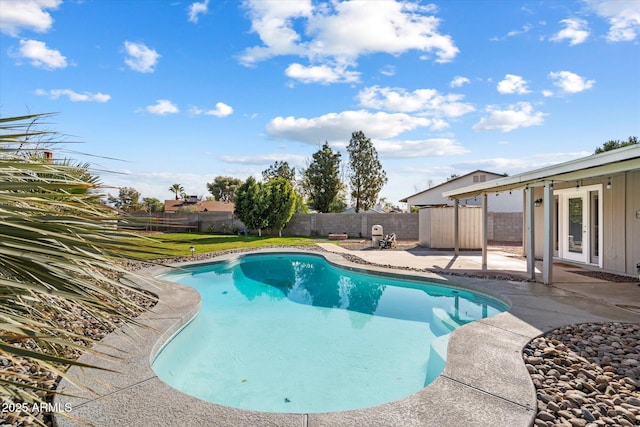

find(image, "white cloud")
[190,102,234,117]
[357,86,475,118]
[285,62,360,84]
[266,110,435,144]
[188,0,209,23]
[380,65,396,76]
[472,102,546,132]
[124,41,160,73]
[13,39,66,69]
[548,70,595,94]
[450,76,470,88]
[585,0,640,42]
[491,24,533,41]
[497,74,531,95]
[0,0,61,36]
[239,0,459,73]
[35,88,111,102]
[219,153,307,165]
[375,138,469,159]
[550,18,589,45]
[145,99,179,115]
[453,151,591,174]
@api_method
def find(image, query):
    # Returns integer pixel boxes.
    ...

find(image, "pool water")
[153,253,507,413]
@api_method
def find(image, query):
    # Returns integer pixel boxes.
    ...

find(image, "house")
[400,170,523,213]
[443,145,640,284]
[164,198,235,213]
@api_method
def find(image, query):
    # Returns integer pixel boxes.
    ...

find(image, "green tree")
[262,161,308,213]
[0,113,155,417]
[234,176,268,236]
[143,197,164,212]
[302,142,344,213]
[594,136,638,154]
[206,176,242,202]
[262,160,296,183]
[108,186,143,212]
[265,177,296,237]
[346,131,387,213]
[169,183,184,200]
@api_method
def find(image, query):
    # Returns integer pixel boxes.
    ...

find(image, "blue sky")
[1,0,639,206]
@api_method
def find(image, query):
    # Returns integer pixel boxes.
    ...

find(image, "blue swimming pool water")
[152,253,508,413]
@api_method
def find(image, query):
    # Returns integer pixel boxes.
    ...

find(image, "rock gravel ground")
[525,323,640,427]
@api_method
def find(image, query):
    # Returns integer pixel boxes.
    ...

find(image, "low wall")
[283,213,419,239]
[128,212,418,239]
[128,211,521,244]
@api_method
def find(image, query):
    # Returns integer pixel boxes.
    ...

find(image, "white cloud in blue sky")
[0,0,638,204]
[497,75,531,95]
[188,0,209,24]
[123,41,160,73]
[35,88,110,102]
[12,39,66,69]
[0,0,61,36]
[550,18,590,45]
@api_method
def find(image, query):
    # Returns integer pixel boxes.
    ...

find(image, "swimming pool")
[152,253,508,413]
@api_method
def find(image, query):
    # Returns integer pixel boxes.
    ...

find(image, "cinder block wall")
[490,212,523,242]
[282,213,419,239]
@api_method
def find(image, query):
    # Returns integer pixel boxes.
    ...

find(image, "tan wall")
[419,207,482,249]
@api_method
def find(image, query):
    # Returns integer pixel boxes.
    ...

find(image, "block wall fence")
[128,211,522,243]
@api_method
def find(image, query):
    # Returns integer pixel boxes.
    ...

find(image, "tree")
[262,161,308,213]
[302,142,345,213]
[346,131,387,213]
[143,197,164,213]
[262,160,296,183]
[108,186,142,212]
[169,183,184,200]
[206,176,242,202]
[594,136,638,154]
[265,177,296,237]
[0,113,156,419]
[234,176,269,236]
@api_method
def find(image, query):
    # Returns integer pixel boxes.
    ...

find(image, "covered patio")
[442,145,640,284]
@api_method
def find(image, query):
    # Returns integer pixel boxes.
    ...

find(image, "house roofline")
[443,145,640,200]
[399,169,506,202]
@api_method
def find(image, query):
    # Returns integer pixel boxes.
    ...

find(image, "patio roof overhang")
[443,145,640,200]
[441,145,640,285]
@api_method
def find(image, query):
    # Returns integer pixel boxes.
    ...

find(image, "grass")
[123,232,321,260]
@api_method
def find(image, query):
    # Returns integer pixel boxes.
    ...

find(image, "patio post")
[525,186,536,280]
[542,182,554,284]
[454,198,459,256]
[482,193,488,271]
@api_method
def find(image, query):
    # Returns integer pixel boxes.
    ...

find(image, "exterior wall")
[282,213,419,239]
[130,212,419,239]
[491,212,523,242]
[531,171,639,276]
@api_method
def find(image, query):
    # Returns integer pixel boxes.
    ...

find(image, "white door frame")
[554,184,602,267]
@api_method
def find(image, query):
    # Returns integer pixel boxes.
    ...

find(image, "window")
[473,174,486,183]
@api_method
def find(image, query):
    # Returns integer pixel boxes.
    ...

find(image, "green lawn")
[123,232,320,260]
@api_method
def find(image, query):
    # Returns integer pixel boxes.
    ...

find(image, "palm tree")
[0,114,155,419]
[169,183,184,200]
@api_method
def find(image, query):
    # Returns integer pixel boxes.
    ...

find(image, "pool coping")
[53,247,640,427]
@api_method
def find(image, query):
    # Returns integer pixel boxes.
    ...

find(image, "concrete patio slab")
[54,246,640,427]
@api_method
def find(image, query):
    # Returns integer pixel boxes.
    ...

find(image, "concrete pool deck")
[54,246,640,427]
